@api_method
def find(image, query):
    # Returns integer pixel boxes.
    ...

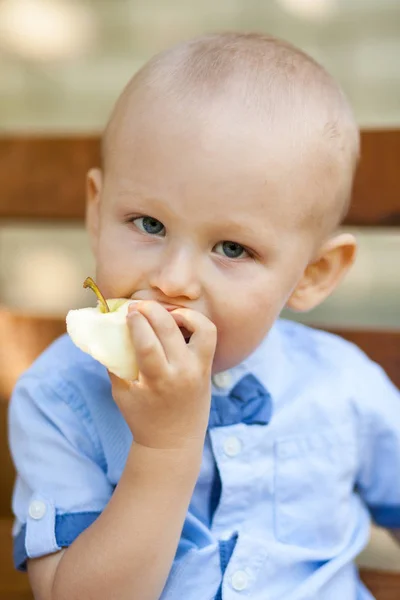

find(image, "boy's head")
[86,32,360,373]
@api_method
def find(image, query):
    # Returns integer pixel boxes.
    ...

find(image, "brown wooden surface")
[0,594,33,600]
[0,402,15,518]
[349,130,400,227]
[0,519,32,596]
[0,136,100,221]
[0,309,66,403]
[0,130,399,225]
[359,568,400,599]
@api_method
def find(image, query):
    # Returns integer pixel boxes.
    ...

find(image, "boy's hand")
[109,301,217,450]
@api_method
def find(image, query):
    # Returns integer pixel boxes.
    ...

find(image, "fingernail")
[128,302,138,314]
[128,310,140,319]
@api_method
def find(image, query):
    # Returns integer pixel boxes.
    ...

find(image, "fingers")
[127,308,168,379]
[126,302,217,377]
[170,308,217,365]
[131,302,188,364]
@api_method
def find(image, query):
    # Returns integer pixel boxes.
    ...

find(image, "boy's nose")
[149,248,202,300]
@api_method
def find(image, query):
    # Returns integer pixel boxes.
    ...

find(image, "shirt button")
[28,500,47,520]
[223,436,242,457]
[231,570,249,591]
[212,371,232,389]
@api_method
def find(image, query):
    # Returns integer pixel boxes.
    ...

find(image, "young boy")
[8,32,400,600]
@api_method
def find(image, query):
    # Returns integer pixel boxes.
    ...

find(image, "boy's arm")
[26,301,217,600]
[28,440,204,600]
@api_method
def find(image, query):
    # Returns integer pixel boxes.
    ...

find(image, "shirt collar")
[211,319,285,402]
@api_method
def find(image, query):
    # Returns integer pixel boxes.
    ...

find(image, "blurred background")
[0,0,399,327]
[0,0,399,576]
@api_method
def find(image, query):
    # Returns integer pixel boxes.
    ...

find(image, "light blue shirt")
[8,318,400,600]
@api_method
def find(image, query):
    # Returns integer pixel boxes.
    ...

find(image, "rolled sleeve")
[8,374,113,570]
[355,360,400,529]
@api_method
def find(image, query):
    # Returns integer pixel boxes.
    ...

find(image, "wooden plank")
[0,402,16,517]
[359,568,400,600]
[0,595,33,600]
[349,130,400,227]
[0,309,66,402]
[327,328,400,389]
[0,136,100,221]
[0,130,399,224]
[0,519,32,595]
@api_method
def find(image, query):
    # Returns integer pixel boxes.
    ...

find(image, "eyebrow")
[115,189,179,216]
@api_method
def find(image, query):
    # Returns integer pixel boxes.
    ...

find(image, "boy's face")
[88,100,324,373]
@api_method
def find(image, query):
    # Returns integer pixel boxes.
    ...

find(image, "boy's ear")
[286,233,357,312]
[86,168,103,256]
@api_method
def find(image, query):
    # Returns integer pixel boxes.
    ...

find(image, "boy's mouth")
[158,304,192,342]
[179,326,192,344]
[133,300,193,342]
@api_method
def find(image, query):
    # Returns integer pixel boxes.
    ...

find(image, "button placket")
[223,538,268,597]
[209,427,252,537]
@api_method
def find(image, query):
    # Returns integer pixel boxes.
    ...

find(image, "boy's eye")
[214,241,248,259]
[133,216,165,236]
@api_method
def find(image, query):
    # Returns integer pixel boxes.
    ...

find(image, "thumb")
[107,370,132,391]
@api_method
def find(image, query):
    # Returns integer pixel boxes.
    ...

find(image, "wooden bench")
[0,132,399,599]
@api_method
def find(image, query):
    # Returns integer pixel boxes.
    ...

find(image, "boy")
[8,32,400,600]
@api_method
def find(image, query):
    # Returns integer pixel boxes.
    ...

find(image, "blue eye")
[215,241,248,259]
[134,216,165,236]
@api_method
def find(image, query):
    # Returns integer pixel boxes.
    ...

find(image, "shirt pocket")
[273,424,357,551]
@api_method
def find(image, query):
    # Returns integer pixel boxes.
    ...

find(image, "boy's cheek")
[212,315,271,371]
[94,267,136,301]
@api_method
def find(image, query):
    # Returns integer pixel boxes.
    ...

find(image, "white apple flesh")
[66,298,139,380]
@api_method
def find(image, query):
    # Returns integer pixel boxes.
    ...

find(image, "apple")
[66,277,138,380]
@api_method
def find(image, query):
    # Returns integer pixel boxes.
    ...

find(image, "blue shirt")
[8,318,400,600]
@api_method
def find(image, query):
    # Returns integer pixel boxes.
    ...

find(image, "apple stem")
[83,277,110,313]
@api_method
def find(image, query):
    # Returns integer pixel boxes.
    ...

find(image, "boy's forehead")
[101,33,359,234]
[104,92,336,236]
[104,64,325,168]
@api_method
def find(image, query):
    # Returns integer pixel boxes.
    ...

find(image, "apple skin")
[66,299,139,380]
